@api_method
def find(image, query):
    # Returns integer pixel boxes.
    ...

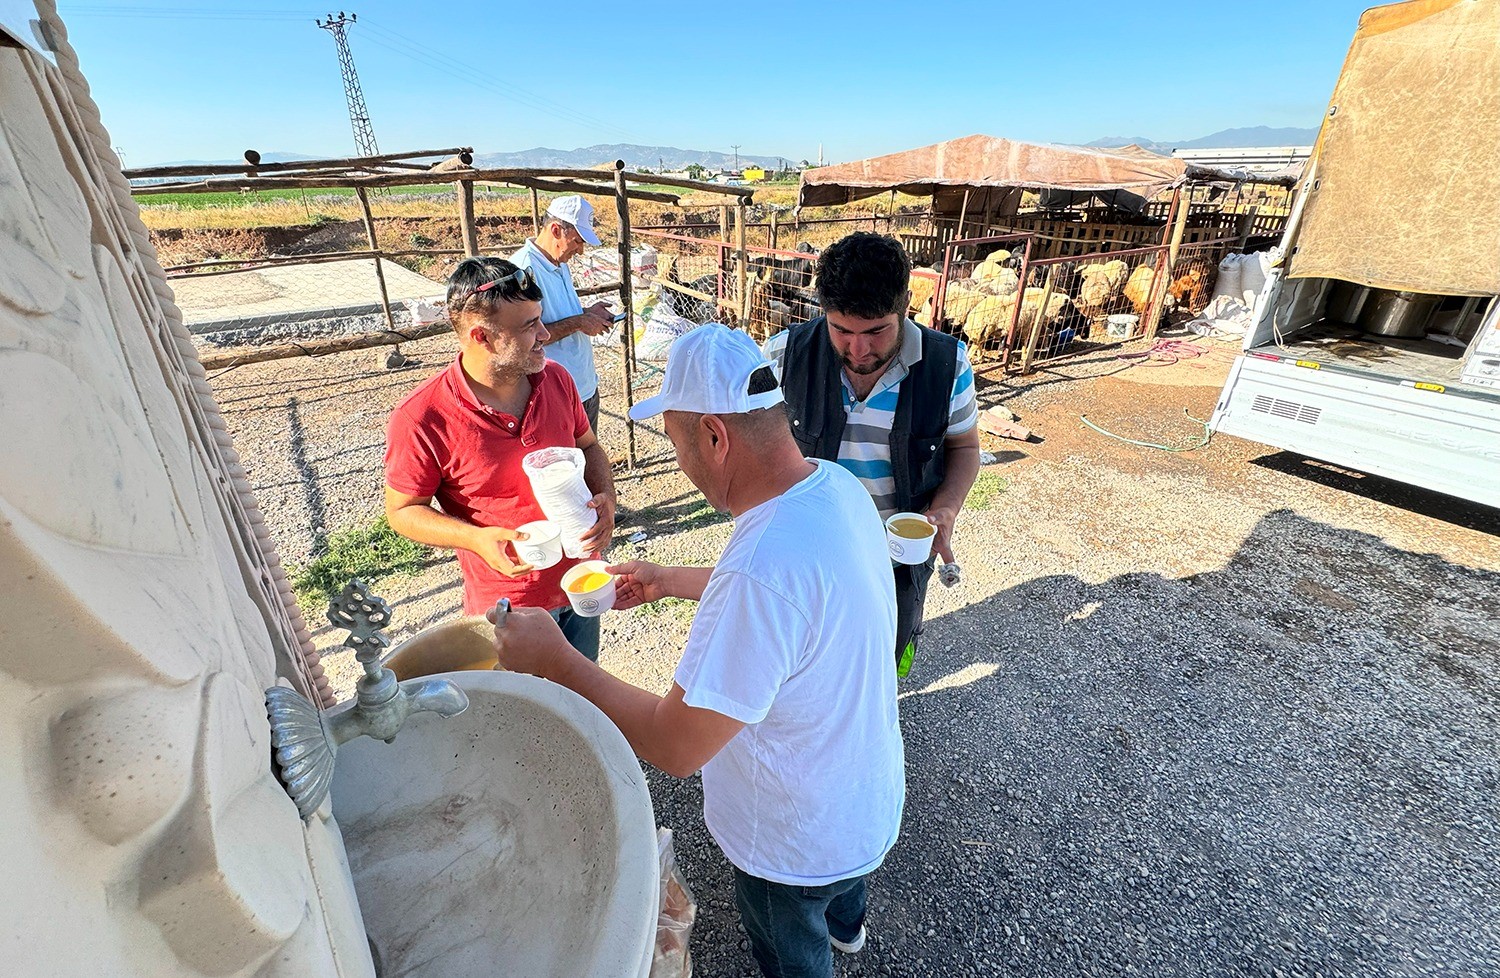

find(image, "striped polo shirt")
[765,320,978,518]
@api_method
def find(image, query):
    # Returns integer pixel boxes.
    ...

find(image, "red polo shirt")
[384,357,591,615]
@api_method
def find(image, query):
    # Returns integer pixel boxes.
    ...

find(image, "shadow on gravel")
[646,509,1500,978]
[285,396,330,555]
[1249,452,1500,534]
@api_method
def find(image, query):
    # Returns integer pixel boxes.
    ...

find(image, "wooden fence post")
[1146,187,1191,340]
[355,187,398,342]
[736,201,749,328]
[1020,265,1058,375]
[614,161,637,468]
[457,179,479,257]
[1235,204,1260,250]
[769,209,779,252]
[530,187,541,236]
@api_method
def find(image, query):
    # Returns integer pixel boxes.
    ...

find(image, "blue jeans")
[732,868,868,978]
[550,606,600,662]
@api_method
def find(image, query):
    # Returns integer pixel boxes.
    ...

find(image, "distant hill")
[1087,126,1319,153]
[472,144,790,171]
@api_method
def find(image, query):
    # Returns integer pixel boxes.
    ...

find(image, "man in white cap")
[490,324,905,978]
[510,194,614,430]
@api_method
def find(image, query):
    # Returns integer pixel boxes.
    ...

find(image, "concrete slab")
[169,258,445,333]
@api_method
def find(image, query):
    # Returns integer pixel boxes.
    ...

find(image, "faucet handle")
[328,579,392,666]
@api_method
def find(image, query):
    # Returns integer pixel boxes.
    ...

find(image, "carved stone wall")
[0,7,370,976]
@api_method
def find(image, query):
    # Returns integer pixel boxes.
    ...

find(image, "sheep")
[1123,263,1161,317]
[1073,259,1129,317]
[940,283,987,325]
[970,267,1020,298]
[972,250,1013,284]
[908,274,937,317]
[962,287,1071,348]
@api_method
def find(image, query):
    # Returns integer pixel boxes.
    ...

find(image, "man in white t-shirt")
[490,324,905,978]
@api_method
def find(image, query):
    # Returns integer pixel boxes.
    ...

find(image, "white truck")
[1210,0,1500,509]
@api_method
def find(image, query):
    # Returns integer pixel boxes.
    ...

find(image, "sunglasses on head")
[450,266,535,307]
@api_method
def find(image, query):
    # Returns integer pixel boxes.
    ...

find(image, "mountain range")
[135,127,1319,173]
[1086,126,1319,153]
[471,144,790,171]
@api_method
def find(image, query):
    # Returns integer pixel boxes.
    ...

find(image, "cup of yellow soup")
[884,512,936,565]
[560,560,616,617]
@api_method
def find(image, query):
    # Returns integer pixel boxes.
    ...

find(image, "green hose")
[1078,408,1212,452]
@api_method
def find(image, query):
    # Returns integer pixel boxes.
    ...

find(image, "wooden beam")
[614,161,638,468]
[457,180,479,257]
[355,187,399,340]
[1020,266,1059,374]
[616,169,754,198]
[162,248,467,276]
[530,187,541,235]
[131,165,724,199]
[124,146,472,180]
[736,201,749,326]
[481,176,679,205]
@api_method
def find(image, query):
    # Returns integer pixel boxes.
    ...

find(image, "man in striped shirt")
[765,232,981,676]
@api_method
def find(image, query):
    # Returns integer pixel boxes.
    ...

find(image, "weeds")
[965,469,1008,510]
[292,516,433,616]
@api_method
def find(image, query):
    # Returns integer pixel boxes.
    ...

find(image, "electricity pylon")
[315,12,379,157]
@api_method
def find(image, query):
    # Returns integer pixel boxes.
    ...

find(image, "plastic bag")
[639,308,698,362]
[521,447,598,559]
[402,295,448,327]
[651,828,697,978]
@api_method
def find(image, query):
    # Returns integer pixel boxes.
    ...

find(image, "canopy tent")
[797,135,1190,209]
[1289,0,1500,296]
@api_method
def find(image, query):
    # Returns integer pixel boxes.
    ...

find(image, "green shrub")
[292,517,432,616]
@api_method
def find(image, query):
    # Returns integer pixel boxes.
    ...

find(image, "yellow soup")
[889,518,935,540]
[568,572,612,593]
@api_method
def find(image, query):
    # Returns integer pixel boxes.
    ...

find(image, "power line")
[354,18,639,142]
[316,12,378,157]
[64,3,642,144]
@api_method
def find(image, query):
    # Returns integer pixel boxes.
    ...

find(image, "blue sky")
[56,1,1375,166]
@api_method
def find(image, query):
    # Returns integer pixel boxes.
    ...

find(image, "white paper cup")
[514,520,563,570]
[885,512,936,565]
[559,560,616,617]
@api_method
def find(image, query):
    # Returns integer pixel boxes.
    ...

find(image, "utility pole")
[731,144,740,171]
[316,12,379,157]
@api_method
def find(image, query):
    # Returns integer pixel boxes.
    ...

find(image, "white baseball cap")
[545,194,601,246]
[628,323,785,421]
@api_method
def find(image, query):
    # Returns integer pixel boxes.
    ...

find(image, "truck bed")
[1248,320,1493,396]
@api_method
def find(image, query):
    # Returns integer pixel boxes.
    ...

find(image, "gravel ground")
[209,331,1500,978]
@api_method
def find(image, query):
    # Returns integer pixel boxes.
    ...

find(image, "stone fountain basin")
[330,642,658,978]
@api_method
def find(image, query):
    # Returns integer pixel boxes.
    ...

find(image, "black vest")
[780,317,960,514]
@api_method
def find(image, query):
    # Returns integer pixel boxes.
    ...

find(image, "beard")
[836,347,898,376]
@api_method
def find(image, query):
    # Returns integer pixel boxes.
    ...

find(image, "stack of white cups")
[522,447,598,559]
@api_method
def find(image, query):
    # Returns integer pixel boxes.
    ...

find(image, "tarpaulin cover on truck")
[1290,0,1500,297]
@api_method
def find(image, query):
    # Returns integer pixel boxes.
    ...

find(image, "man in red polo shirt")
[384,256,616,660]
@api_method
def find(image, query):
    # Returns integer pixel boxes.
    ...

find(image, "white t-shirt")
[674,460,905,885]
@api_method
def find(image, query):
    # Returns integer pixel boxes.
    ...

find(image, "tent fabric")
[797,134,1187,208]
[1290,0,1500,296]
